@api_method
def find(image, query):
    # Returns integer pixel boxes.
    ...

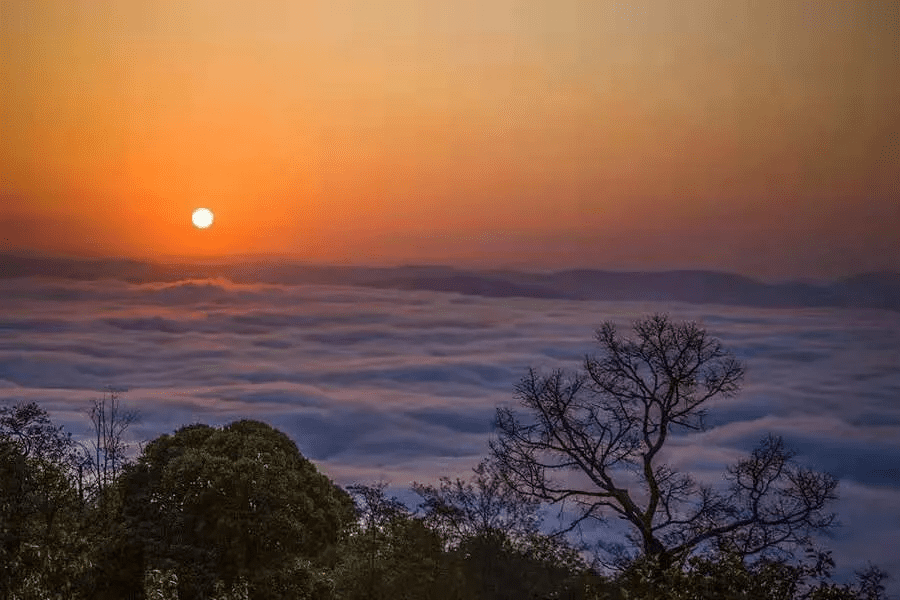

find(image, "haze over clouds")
[1,277,898,589]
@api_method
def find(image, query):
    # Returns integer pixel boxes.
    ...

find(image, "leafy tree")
[414,461,610,600]
[94,420,355,600]
[334,479,614,600]
[0,402,90,598]
[491,315,838,572]
[610,544,891,600]
[143,568,180,600]
[335,483,453,600]
[450,529,605,600]
[0,401,79,467]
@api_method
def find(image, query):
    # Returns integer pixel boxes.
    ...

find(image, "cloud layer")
[2,276,898,590]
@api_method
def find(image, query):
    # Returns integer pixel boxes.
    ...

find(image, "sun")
[191,208,214,229]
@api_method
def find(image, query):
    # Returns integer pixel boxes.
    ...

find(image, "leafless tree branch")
[490,314,836,570]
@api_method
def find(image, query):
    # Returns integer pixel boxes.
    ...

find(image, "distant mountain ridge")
[1,252,898,312]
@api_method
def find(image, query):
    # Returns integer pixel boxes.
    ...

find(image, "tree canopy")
[1,402,88,599]
[99,419,355,600]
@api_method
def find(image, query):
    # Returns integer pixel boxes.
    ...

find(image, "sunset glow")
[2,0,898,277]
[2,3,899,592]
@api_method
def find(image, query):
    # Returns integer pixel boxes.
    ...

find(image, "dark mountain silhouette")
[833,273,900,311]
[1,252,897,312]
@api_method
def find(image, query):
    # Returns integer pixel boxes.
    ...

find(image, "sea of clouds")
[1,276,898,591]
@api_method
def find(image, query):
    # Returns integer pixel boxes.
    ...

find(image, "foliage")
[0,402,91,598]
[609,545,892,600]
[414,462,610,600]
[335,483,453,599]
[143,568,179,600]
[0,401,80,467]
[0,394,890,600]
[450,529,601,600]
[413,459,541,549]
[97,419,356,600]
[335,480,611,600]
[491,315,838,569]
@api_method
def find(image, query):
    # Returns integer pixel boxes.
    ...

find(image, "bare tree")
[85,389,138,494]
[413,459,541,549]
[491,314,838,570]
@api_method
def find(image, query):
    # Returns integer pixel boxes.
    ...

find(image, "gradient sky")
[2,0,898,279]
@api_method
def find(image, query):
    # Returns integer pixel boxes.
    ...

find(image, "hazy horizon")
[3,246,899,284]
[3,1,899,280]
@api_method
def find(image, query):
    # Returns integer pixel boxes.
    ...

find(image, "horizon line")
[3,247,898,286]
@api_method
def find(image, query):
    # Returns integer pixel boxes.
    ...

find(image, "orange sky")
[2,0,898,279]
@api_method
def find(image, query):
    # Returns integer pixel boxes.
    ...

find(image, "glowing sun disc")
[192,208,214,229]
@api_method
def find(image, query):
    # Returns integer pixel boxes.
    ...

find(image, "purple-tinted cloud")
[1,276,898,592]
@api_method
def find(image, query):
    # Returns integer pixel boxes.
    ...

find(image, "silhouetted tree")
[413,459,541,548]
[612,543,891,600]
[336,483,452,600]
[1,399,884,600]
[0,401,79,467]
[414,461,607,600]
[491,315,838,572]
[85,390,138,496]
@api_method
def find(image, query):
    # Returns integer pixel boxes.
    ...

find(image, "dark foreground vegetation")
[1,316,891,599]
